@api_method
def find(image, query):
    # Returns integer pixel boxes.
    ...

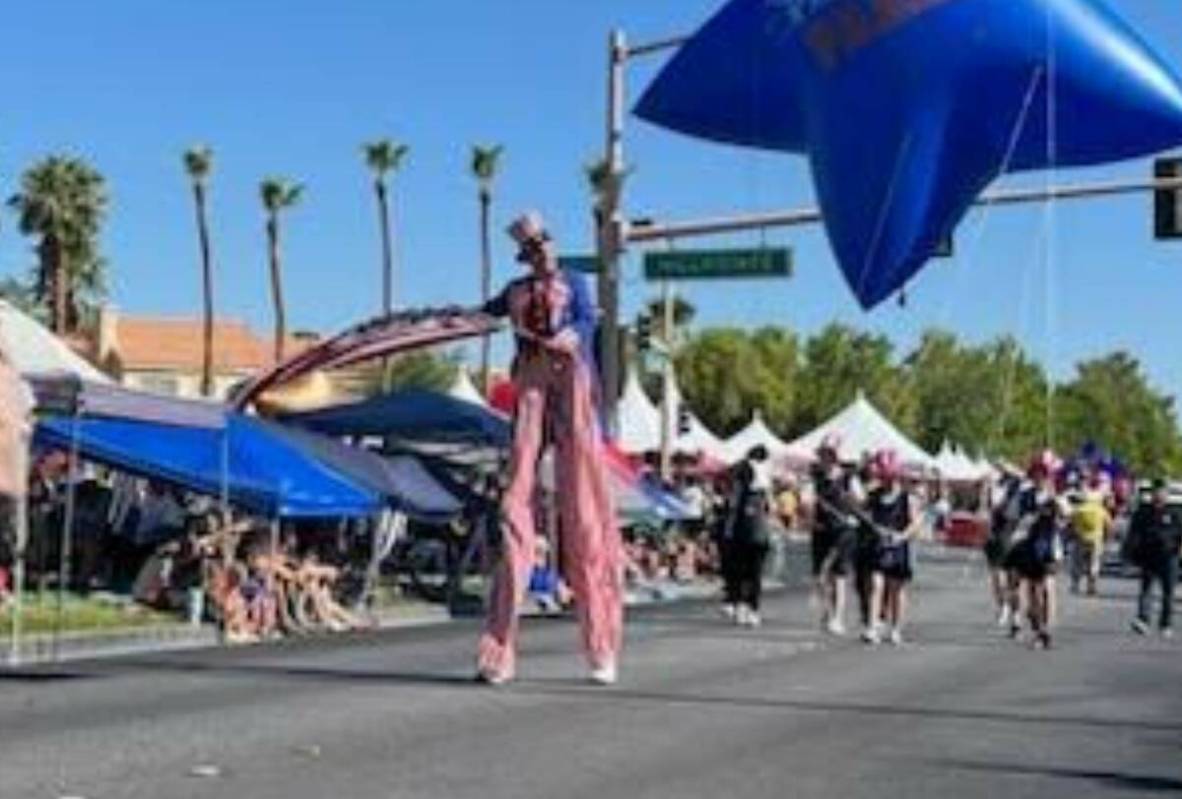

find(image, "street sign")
[558,255,602,274]
[643,247,792,280]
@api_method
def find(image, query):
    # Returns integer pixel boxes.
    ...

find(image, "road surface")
[1,548,1179,799]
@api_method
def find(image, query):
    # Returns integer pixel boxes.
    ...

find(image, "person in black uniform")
[811,435,862,636]
[728,446,772,627]
[1127,479,1181,638]
[985,472,1024,628]
[864,450,919,646]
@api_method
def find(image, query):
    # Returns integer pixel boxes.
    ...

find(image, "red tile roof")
[114,317,313,373]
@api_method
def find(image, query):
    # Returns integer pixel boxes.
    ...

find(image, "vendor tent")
[724,411,793,464]
[283,388,510,450]
[288,387,693,522]
[615,368,661,454]
[35,414,383,518]
[0,299,108,381]
[934,442,990,482]
[615,366,726,461]
[447,369,491,408]
[785,393,937,472]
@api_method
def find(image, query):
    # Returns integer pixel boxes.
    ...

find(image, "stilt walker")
[476,211,624,686]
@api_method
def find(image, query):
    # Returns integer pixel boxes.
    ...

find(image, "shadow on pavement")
[933,759,1182,793]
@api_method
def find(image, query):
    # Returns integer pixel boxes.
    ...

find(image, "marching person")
[1126,479,1181,638]
[476,211,624,686]
[863,450,920,646]
[727,445,773,627]
[985,469,1024,627]
[1069,478,1111,597]
[811,435,862,636]
[1008,452,1066,649]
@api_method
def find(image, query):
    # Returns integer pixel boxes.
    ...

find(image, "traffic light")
[677,405,692,436]
[636,315,653,352]
[1154,157,1182,240]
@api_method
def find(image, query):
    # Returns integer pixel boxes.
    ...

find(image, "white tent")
[933,441,992,482]
[786,393,936,471]
[665,367,728,461]
[615,366,728,460]
[616,368,662,454]
[724,410,793,464]
[0,299,109,382]
[447,369,489,408]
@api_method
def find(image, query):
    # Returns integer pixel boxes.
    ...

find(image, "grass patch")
[3,594,179,635]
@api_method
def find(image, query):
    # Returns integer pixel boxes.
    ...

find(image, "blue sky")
[1,1,1180,399]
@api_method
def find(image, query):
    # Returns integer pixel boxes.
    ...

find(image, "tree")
[794,323,913,438]
[0,277,43,321]
[362,140,409,316]
[471,144,503,395]
[259,178,303,364]
[354,350,460,396]
[7,156,108,334]
[1053,352,1182,476]
[184,146,216,396]
[674,326,799,436]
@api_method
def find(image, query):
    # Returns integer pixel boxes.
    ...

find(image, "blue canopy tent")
[36,414,382,519]
[281,388,510,448]
[285,389,695,524]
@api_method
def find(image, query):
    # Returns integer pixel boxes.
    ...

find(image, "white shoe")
[996,606,1012,628]
[720,603,737,619]
[744,610,762,628]
[735,604,751,626]
[475,668,512,686]
[589,661,618,686]
[827,618,847,637]
[861,626,881,645]
[1130,618,1150,636]
[1162,627,1174,640]
[888,628,904,647]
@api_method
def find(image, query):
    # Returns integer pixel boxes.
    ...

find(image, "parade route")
[1,551,1179,799]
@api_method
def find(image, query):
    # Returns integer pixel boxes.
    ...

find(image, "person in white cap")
[475,210,623,686]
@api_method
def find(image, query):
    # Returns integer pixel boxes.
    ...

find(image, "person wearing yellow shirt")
[1071,489,1111,596]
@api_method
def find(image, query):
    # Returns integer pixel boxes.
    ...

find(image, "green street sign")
[558,255,602,274]
[643,247,793,281]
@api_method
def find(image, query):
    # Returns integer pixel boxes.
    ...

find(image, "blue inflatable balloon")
[635,0,1182,309]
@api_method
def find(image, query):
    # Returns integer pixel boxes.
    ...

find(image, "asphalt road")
[2,548,1180,799]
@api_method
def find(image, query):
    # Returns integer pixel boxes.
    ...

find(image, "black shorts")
[812,528,853,577]
[984,535,1010,568]
[874,542,913,583]
[1009,538,1057,580]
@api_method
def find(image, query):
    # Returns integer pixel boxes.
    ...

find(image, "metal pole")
[8,447,29,667]
[658,281,674,481]
[598,29,627,435]
[55,411,81,662]
[627,175,1182,244]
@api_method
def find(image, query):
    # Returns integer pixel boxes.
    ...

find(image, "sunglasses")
[515,233,550,263]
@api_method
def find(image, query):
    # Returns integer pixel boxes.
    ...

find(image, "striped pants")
[477,351,623,678]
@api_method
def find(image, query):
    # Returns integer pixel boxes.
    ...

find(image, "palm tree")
[260,178,303,364]
[362,140,409,315]
[470,144,503,394]
[184,146,216,396]
[7,156,108,334]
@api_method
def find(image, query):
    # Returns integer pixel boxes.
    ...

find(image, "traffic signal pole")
[659,279,675,482]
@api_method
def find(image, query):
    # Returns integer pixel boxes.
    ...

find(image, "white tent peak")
[447,368,488,408]
[0,299,109,383]
[614,364,727,460]
[725,409,791,463]
[786,394,935,471]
